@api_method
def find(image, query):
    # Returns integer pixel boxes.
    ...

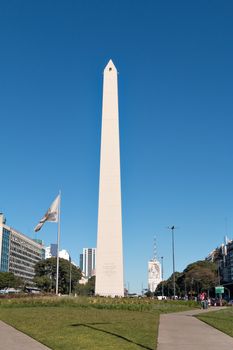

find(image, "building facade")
[45,244,70,261]
[206,237,233,285]
[148,259,162,292]
[223,240,233,283]
[59,249,70,261]
[0,213,45,284]
[45,244,57,259]
[79,253,83,271]
[81,248,96,278]
[51,243,58,257]
[45,246,52,259]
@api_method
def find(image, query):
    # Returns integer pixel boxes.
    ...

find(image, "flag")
[34,194,60,232]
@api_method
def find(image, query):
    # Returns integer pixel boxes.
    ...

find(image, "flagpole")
[56,190,61,295]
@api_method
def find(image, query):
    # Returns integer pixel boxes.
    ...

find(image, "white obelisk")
[95,60,124,297]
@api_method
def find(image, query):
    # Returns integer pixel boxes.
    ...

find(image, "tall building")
[0,213,45,284]
[34,239,45,260]
[79,253,83,271]
[224,240,233,283]
[148,259,162,292]
[59,249,70,261]
[95,60,124,297]
[206,236,233,285]
[51,243,58,257]
[45,246,52,259]
[81,248,96,278]
[45,245,70,261]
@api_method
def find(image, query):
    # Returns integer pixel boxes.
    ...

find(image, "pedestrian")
[204,294,208,309]
[200,292,205,309]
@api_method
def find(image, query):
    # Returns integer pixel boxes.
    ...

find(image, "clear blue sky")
[1,1,233,293]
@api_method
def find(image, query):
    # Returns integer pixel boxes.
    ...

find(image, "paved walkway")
[0,320,51,350]
[157,307,233,350]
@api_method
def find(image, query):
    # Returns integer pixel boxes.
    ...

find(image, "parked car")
[0,289,7,294]
[0,288,21,294]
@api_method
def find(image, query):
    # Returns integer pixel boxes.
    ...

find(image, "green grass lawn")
[0,297,198,350]
[197,308,233,338]
[0,306,158,350]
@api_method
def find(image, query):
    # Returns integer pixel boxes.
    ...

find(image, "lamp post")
[167,226,177,299]
[161,256,164,299]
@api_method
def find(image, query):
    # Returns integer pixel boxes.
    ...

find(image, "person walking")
[200,292,206,309]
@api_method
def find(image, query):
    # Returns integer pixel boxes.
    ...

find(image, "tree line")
[0,257,95,295]
[0,272,23,290]
[155,260,218,297]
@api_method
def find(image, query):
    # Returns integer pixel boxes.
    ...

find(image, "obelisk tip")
[104,59,117,73]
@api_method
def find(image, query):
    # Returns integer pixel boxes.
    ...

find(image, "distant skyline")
[1,1,233,293]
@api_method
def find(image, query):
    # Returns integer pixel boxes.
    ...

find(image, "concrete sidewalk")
[157,307,233,350]
[0,320,51,350]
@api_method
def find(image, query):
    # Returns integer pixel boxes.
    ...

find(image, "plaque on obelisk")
[95,60,124,297]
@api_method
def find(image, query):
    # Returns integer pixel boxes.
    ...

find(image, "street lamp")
[167,226,177,299]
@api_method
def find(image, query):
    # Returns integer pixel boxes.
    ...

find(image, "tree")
[33,276,51,292]
[183,260,217,295]
[76,276,95,296]
[156,272,182,297]
[34,258,82,294]
[0,272,23,289]
[144,290,153,298]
